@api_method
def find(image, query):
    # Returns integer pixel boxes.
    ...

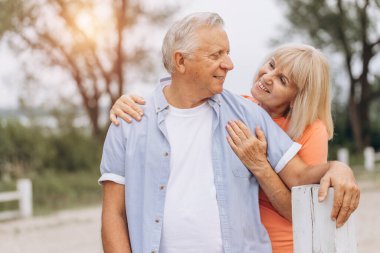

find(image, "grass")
[0,169,102,216]
[352,163,380,185]
[1,158,379,217]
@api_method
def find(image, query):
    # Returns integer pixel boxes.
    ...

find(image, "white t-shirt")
[159,102,223,253]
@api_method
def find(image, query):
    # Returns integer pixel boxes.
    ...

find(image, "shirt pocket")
[231,164,252,178]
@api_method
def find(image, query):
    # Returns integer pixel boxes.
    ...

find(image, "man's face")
[182,26,234,98]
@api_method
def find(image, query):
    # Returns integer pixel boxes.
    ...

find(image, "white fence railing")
[337,146,380,171]
[292,185,357,253]
[0,179,33,220]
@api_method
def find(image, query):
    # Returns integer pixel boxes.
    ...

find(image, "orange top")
[243,95,329,253]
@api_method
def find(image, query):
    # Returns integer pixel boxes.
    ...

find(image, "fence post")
[17,179,33,218]
[292,185,357,253]
[337,148,349,165]
[364,146,375,171]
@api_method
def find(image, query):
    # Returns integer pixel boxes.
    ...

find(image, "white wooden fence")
[0,179,33,220]
[363,146,380,171]
[292,185,357,253]
[337,148,349,165]
[337,146,380,171]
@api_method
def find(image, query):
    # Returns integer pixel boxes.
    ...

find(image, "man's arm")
[102,181,132,253]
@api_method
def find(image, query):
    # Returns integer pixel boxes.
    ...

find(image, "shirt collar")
[153,76,222,114]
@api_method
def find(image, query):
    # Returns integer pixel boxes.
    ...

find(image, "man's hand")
[110,94,145,125]
[318,161,360,228]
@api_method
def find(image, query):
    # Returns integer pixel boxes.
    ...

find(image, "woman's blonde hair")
[268,44,334,140]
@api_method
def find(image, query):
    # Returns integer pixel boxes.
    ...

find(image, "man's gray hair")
[162,12,224,73]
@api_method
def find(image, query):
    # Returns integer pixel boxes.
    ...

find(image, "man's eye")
[211,53,220,59]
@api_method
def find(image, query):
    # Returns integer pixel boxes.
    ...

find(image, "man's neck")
[163,80,209,109]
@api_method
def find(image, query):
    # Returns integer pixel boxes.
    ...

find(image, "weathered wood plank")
[292,185,357,253]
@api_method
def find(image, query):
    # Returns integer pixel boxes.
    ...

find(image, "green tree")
[0,0,176,138]
[278,0,380,151]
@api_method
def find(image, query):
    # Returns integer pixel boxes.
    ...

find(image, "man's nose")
[220,55,234,71]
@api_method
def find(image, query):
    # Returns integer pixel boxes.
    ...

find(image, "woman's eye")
[280,77,287,85]
[269,61,275,69]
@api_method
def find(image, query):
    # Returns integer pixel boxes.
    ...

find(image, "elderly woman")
[108,44,359,253]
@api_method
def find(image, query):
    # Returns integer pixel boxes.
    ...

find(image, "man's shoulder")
[220,89,263,114]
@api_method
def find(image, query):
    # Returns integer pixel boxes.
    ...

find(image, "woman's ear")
[173,51,186,73]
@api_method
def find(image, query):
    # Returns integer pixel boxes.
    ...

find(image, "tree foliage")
[0,0,176,137]
[278,0,380,151]
[0,119,101,179]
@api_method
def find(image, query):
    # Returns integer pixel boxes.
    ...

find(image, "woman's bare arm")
[226,121,293,220]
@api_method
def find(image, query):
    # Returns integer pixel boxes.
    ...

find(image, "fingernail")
[139,112,144,116]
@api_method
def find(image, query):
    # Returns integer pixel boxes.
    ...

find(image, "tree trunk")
[348,97,364,151]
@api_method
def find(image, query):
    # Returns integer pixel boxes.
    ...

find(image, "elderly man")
[99,12,358,253]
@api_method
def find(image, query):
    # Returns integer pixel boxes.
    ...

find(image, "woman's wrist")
[246,160,272,177]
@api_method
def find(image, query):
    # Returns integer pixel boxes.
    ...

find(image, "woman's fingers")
[226,135,239,154]
[129,94,146,105]
[128,95,145,116]
[120,102,142,121]
[109,110,120,126]
[255,126,267,144]
[335,192,354,228]
[115,108,132,123]
[226,120,262,145]
[229,121,247,139]
[235,120,252,138]
[226,124,242,145]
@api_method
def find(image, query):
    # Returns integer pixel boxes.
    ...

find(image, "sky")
[148,0,287,95]
[0,0,286,109]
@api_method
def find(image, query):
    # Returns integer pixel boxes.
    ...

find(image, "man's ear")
[173,52,186,73]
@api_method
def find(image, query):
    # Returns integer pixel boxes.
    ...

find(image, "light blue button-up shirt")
[99,77,301,253]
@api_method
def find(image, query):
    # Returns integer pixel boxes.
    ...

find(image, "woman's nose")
[262,73,273,85]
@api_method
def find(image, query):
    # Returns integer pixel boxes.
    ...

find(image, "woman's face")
[251,57,298,118]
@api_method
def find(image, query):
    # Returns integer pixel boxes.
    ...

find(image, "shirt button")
[151,251,156,253]
[160,185,165,190]
[155,219,160,223]
[164,152,169,157]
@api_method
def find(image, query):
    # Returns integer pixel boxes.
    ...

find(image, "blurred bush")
[0,119,102,179]
[0,118,103,214]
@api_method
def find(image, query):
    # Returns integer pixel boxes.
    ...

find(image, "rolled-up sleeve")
[98,122,127,185]
[253,106,301,173]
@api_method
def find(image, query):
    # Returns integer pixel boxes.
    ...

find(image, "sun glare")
[76,11,97,38]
